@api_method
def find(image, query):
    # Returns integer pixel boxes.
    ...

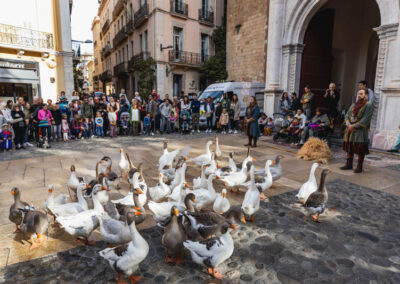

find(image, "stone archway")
[264,0,400,149]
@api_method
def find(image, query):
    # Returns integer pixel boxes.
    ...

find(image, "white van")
[198,82,265,127]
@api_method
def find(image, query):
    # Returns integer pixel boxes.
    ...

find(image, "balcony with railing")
[134,4,149,28]
[168,50,207,67]
[101,70,113,82]
[112,0,127,19]
[0,23,54,51]
[101,19,110,34]
[114,62,128,76]
[128,52,150,71]
[101,43,112,58]
[113,26,127,47]
[170,0,188,18]
[198,9,214,26]
[126,19,134,34]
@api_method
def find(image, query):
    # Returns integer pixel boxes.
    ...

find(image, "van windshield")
[199,91,224,101]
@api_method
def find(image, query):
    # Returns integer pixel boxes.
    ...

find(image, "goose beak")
[48,187,53,193]
[241,217,246,223]
[216,176,220,179]
[119,174,123,178]
[101,186,107,191]
[159,173,162,178]
[86,184,91,189]
[212,141,216,144]
[216,164,221,169]
[133,206,140,210]
[137,189,144,194]
[103,173,108,177]
[230,224,236,229]
[202,165,206,169]
[222,192,226,198]
[135,211,143,216]
[184,182,189,187]
[120,149,123,153]
[192,198,196,203]
[183,156,187,161]
[281,155,285,158]
[163,178,168,183]
[271,161,276,164]
[252,157,256,162]
[328,168,333,173]
[318,163,322,166]
[11,190,15,196]
[174,208,179,216]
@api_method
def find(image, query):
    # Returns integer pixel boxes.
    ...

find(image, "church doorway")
[299,0,381,113]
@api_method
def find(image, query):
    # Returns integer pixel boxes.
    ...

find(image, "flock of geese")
[9,136,332,282]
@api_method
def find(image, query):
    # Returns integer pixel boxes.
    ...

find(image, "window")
[126,44,129,60]
[139,34,143,53]
[173,27,183,60]
[115,53,118,64]
[121,15,124,27]
[201,33,209,62]
[130,4,133,19]
[201,0,209,17]
[122,47,125,61]
[174,0,183,13]
[144,30,148,53]
[131,40,134,57]
[118,20,120,31]
[114,24,116,33]
[119,51,122,63]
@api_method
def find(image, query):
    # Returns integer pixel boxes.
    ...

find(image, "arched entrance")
[299,0,381,112]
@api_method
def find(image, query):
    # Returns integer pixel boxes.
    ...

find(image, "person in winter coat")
[245,96,261,147]
[51,103,62,141]
[229,94,240,134]
[205,97,215,133]
[129,99,141,136]
[219,108,229,134]
[37,104,53,142]
[11,105,26,150]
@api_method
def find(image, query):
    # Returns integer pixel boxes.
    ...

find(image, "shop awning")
[0,68,39,84]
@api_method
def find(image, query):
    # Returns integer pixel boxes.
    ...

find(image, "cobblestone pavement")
[1,179,400,284]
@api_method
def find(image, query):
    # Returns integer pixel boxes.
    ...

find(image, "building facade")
[227,0,400,150]
[226,0,268,82]
[95,0,224,98]
[0,0,74,103]
[92,16,103,92]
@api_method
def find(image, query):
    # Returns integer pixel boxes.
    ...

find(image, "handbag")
[39,114,50,127]
[206,112,212,118]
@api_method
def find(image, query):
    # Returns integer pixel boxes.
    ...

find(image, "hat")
[2,123,8,127]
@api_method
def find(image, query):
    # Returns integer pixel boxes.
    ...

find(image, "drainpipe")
[153,0,157,94]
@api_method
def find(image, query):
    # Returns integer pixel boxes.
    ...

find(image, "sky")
[70,0,99,42]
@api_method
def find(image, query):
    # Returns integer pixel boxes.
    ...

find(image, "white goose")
[42,184,68,213]
[183,223,235,280]
[205,152,220,176]
[67,165,84,195]
[219,157,254,189]
[215,136,222,159]
[170,162,187,190]
[193,164,208,189]
[99,209,149,284]
[118,149,130,178]
[241,165,260,221]
[213,188,230,214]
[149,173,171,202]
[113,170,145,207]
[256,154,285,181]
[148,193,195,224]
[57,186,106,244]
[158,140,180,171]
[169,180,188,203]
[191,140,214,166]
[187,174,217,210]
[48,183,89,217]
[243,160,275,195]
[296,163,319,204]
[219,152,238,176]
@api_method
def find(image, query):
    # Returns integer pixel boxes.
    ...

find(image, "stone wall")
[226,0,268,83]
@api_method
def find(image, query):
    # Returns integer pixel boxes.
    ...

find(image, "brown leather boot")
[340,158,353,170]
[252,138,257,148]
[244,136,252,147]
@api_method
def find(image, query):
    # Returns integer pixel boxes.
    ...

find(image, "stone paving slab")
[1,179,400,283]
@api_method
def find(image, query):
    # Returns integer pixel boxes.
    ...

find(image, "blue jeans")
[207,117,213,130]
[145,125,151,136]
[40,126,51,141]
[170,122,175,133]
[393,132,400,150]
[161,115,170,133]
[304,108,312,120]
[96,126,104,137]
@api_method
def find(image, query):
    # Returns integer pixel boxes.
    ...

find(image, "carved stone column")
[281,44,305,94]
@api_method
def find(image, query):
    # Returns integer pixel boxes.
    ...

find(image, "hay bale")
[297,137,332,164]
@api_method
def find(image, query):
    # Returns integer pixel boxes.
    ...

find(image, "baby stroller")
[180,110,191,135]
[119,112,130,136]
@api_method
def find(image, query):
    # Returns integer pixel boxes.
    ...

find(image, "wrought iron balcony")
[198,9,214,26]
[101,43,112,58]
[112,0,127,19]
[168,50,208,67]
[128,52,150,71]
[126,19,134,34]
[114,62,128,76]
[170,0,188,18]
[101,19,110,35]
[134,4,149,28]
[0,23,54,50]
[113,26,128,47]
[101,70,113,82]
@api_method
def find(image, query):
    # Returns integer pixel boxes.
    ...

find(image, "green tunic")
[343,102,373,143]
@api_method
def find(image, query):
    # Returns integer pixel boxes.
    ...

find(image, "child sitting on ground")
[258,113,268,134]
[1,123,12,151]
[71,115,84,139]
[288,117,301,144]
[61,114,69,141]
[219,108,229,134]
[273,114,294,142]
[265,117,274,136]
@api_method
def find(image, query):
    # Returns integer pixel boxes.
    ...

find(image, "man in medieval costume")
[341,89,373,173]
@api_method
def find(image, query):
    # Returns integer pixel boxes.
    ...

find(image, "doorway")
[173,74,183,97]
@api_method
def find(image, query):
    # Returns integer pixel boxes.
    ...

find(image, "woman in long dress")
[245,96,261,148]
